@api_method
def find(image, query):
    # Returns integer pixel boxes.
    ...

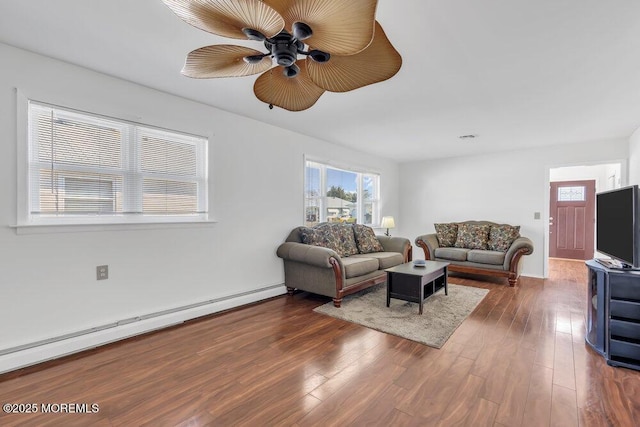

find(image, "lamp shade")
[381,216,395,229]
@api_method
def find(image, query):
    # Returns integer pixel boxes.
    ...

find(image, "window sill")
[11,218,218,235]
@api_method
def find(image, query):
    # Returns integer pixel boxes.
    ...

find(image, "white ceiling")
[1,0,639,162]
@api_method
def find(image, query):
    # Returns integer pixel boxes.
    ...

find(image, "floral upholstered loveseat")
[415,220,533,286]
[277,223,412,307]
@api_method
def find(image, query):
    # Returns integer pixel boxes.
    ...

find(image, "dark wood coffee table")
[385,261,450,314]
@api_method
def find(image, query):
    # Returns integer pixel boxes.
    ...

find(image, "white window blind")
[27,102,208,223]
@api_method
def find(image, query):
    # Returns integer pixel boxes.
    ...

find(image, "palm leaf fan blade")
[263,0,377,55]
[307,21,401,92]
[182,45,273,78]
[162,0,284,40]
[254,60,325,111]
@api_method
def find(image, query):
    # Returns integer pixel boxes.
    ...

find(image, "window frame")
[16,93,212,231]
[303,157,381,227]
[557,185,587,202]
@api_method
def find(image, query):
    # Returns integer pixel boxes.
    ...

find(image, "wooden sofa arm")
[415,234,439,260]
[504,237,534,269]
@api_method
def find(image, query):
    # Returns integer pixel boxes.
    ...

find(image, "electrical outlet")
[97,265,109,280]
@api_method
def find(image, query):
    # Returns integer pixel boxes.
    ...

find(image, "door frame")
[543,161,626,278]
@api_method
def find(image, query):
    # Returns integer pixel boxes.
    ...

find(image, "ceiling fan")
[162,0,402,111]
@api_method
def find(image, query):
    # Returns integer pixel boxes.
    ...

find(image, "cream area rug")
[313,283,489,348]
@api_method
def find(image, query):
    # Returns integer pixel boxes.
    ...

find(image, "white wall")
[398,140,629,278]
[550,163,621,191]
[0,43,400,371]
[630,127,640,185]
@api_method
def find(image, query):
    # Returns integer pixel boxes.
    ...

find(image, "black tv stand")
[595,258,637,270]
[586,260,640,372]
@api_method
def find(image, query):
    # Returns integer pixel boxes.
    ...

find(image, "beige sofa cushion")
[467,249,505,265]
[434,247,470,261]
[351,252,404,269]
[341,257,379,279]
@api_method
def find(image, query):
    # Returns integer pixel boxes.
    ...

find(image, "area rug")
[313,283,489,348]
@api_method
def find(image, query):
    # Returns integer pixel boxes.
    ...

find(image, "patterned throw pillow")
[300,224,358,257]
[434,223,458,247]
[488,224,521,252]
[299,226,321,245]
[353,224,384,254]
[299,225,339,254]
[454,223,492,250]
[333,224,359,257]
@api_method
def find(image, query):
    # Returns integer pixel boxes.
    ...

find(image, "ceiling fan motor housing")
[266,32,304,67]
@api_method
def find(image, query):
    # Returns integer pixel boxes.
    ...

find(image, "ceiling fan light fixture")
[242,28,266,41]
[284,64,300,78]
[292,22,313,41]
[243,54,266,64]
[276,53,295,67]
[308,49,330,63]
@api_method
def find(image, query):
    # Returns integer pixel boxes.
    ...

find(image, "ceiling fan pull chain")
[268,68,274,110]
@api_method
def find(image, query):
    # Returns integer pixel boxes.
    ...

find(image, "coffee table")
[385,260,450,314]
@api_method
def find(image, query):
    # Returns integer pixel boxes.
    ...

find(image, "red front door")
[549,180,596,260]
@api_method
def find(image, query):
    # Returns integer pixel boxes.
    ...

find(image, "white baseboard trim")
[0,284,286,375]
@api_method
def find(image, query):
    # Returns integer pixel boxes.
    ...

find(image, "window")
[304,160,380,226]
[26,101,208,225]
[558,186,586,202]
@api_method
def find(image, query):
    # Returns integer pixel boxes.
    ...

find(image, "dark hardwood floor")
[1,259,639,426]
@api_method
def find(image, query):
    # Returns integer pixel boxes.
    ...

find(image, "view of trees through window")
[304,160,379,227]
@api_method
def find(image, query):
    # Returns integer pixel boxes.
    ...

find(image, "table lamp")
[381,216,395,236]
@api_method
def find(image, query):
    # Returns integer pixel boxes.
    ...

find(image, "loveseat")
[415,220,533,286]
[277,223,412,307]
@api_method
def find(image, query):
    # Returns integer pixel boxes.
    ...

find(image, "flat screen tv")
[595,185,640,269]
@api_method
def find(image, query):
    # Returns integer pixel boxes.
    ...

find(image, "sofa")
[415,220,534,286]
[277,222,412,307]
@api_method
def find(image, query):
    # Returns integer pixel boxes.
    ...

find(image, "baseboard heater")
[0,283,284,357]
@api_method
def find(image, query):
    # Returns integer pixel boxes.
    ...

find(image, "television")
[595,185,640,269]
